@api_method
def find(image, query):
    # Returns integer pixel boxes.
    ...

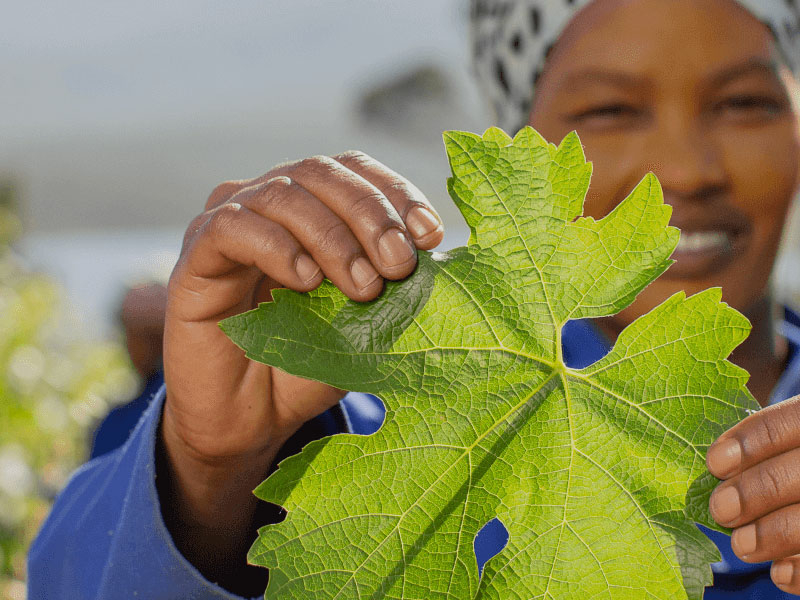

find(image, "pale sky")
[0,0,480,140]
[0,0,490,238]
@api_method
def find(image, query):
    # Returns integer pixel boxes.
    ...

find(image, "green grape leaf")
[221,127,757,599]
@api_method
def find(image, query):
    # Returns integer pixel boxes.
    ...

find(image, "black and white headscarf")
[470,0,800,133]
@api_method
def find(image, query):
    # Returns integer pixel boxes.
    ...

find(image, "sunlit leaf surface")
[222,127,757,599]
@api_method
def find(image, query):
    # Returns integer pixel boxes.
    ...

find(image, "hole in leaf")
[561,319,612,369]
[474,517,509,576]
[340,392,385,435]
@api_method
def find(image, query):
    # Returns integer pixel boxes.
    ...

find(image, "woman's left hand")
[707,394,800,593]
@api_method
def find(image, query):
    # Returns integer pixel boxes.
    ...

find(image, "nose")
[643,112,728,201]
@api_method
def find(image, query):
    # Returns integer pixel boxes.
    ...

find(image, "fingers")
[726,503,800,563]
[771,554,800,594]
[285,155,418,281]
[707,396,800,480]
[204,179,255,211]
[333,151,444,249]
[710,447,800,528]
[176,202,323,318]
[233,176,385,301]
[182,152,442,308]
[705,396,800,574]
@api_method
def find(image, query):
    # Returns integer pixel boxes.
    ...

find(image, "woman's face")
[528,0,800,327]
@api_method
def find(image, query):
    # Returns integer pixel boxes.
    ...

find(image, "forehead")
[546,0,778,84]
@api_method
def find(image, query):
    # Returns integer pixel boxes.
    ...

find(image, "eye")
[570,103,643,127]
[715,95,784,119]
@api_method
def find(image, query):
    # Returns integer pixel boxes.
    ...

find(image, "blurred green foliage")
[0,181,137,599]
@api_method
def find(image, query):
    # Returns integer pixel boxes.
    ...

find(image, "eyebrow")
[705,58,782,87]
[561,69,647,91]
[560,58,781,92]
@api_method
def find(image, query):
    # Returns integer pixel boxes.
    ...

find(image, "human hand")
[158,151,443,591]
[163,152,443,468]
[707,395,800,594]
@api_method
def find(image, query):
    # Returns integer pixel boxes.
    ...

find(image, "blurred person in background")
[27,1,800,598]
[90,281,167,459]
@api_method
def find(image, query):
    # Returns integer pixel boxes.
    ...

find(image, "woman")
[475,1,800,596]
[28,0,800,598]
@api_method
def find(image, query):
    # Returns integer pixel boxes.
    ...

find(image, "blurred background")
[1,1,799,598]
[0,2,483,597]
[1,0,488,338]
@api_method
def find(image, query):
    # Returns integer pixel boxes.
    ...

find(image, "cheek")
[579,138,649,219]
[721,124,799,238]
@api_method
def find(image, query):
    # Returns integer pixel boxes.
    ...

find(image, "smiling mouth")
[666,229,744,279]
[674,231,732,254]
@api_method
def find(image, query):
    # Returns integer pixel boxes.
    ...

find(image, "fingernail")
[773,561,794,585]
[405,206,441,240]
[710,486,741,524]
[732,523,757,557]
[378,228,415,267]
[351,256,380,290]
[296,254,321,283]
[707,438,741,478]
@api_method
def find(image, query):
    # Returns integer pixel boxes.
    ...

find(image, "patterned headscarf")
[470,0,800,133]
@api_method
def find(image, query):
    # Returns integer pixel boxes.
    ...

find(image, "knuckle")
[384,179,415,199]
[775,511,795,546]
[206,180,242,209]
[762,416,787,449]
[181,213,210,253]
[261,175,293,191]
[757,465,784,502]
[295,155,338,178]
[248,176,295,213]
[317,219,353,254]
[749,412,786,457]
[784,399,800,432]
[335,149,371,167]
[268,157,301,174]
[257,226,287,257]
[187,212,208,231]
[166,262,196,300]
[207,203,242,240]
[351,190,392,219]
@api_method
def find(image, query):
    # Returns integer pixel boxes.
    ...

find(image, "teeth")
[676,231,730,253]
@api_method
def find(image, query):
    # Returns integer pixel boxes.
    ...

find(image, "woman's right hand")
[158,151,444,593]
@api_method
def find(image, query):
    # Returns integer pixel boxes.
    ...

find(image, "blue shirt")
[89,371,165,459]
[28,309,800,599]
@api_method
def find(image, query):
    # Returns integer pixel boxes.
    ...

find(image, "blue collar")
[772,307,800,405]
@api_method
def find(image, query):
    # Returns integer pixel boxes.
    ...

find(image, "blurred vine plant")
[0,182,137,599]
